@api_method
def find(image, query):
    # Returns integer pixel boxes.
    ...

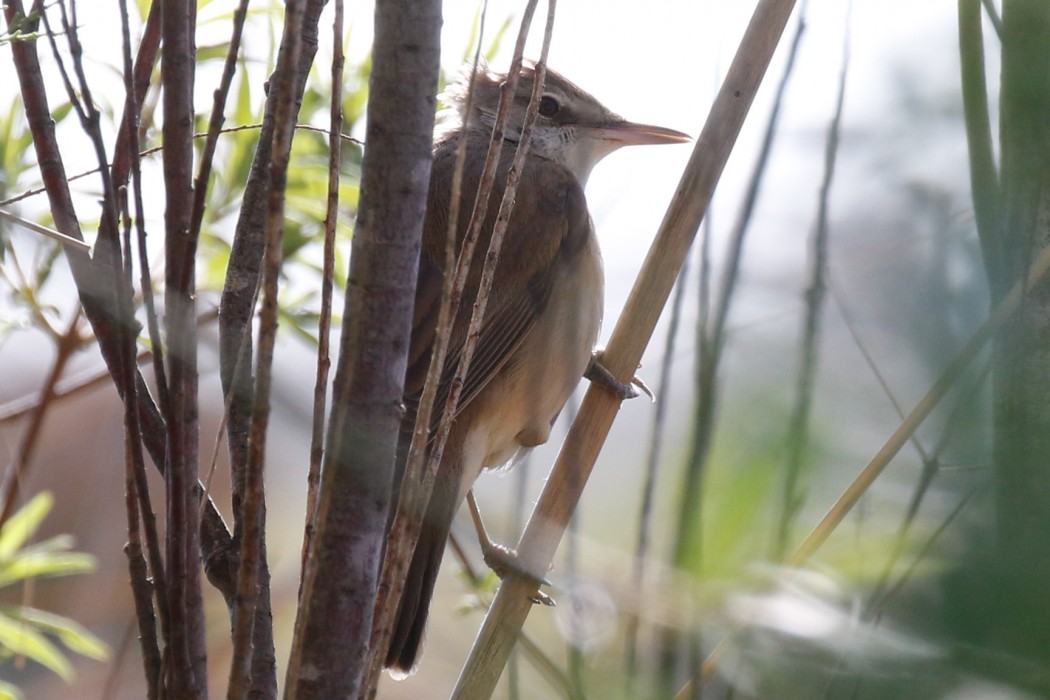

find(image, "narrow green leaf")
[0,493,52,559]
[0,678,24,700]
[0,550,96,588]
[0,611,72,680]
[235,61,253,126]
[17,607,109,661]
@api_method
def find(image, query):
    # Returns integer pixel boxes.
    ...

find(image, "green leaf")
[485,16,514,63]
[196,43,234,64]
[0,678,24,700]
[133,0,151,21]
[17,607,109,661]
[0,553,96,588]
[235,60,253,126]
[0,493,52,559]
[0,610,72,680]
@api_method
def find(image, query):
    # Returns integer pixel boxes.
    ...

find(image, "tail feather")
[384,448,460,675]
[384,518,449,675]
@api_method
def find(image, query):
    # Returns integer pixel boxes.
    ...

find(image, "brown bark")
[217,2,328,696]
[284,0,441,695]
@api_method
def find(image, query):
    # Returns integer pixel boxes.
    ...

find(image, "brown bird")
[385,64,689,674]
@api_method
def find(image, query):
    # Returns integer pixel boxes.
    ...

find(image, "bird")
[385,63,689,675]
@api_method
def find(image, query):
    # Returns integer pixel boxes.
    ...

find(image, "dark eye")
[538,95,560,117]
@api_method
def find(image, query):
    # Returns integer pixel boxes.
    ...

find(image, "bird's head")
[441,63,690,185]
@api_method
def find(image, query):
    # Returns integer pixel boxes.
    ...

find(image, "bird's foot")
[481,541,555,606]
[585,350,655,402]
[467,491,555,606]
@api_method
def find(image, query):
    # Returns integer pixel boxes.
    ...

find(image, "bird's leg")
[585,349,655,401]
[466,490,554,606]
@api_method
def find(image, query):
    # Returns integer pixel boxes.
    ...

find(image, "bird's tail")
[384,446,460,676]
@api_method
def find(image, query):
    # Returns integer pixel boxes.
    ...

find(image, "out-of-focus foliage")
[0,493,108,699]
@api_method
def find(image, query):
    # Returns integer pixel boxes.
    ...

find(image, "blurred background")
[0,0,1021,697]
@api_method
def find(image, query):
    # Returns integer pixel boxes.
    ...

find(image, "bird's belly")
[456,235,604,502]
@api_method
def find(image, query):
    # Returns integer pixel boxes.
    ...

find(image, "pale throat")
[527,126,622,187]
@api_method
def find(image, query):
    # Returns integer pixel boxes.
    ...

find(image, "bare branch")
[302,0,345,586]
[286,0,442,694]
[369,0,547,679]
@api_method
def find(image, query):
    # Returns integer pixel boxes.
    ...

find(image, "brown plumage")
[385,64,688,675]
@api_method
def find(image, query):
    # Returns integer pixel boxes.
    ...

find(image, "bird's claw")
[482,542,555,606]
[586,351,655,402]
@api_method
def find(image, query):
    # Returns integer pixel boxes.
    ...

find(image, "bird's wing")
[403,142,591,435]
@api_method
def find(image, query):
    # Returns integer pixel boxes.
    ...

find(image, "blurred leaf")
[461,3,483,65]
[0,493,52,559]
[342,53,371,127]
[31,239,61,291]
[0,679,23,700]
[197,42,234,64]
[17,608,109,661]
[0,552,97,587]
[0,496,107,689]
[700,446,779,577]
[485,16,514,62]
[235,60,253,126]
[50,102,73,125]
[279,307,320,346]
[822,521,937,587]
[0,611,72,681]
[0,536,96,588]
[199,233,232,291]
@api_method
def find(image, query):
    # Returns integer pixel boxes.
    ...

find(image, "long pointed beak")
[587,120,691,146]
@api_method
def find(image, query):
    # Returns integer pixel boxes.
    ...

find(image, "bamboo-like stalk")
[450,1,800,696]
[959,0,1004,297]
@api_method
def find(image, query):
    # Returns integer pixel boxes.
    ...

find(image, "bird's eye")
[538,95,560,117]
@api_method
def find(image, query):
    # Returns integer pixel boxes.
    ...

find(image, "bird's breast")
[456,229,604,501]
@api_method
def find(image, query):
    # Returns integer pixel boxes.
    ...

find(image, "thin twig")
[369,0,545,674]
[867,358,991,607]
[121,403,162,700]
[0,307,84,530]
[160,0,208,693]
[301,0,344,586]
[115,2,169,641]
[116,1,169,416]
[868,487,980,618]
[787,241,1050,567]
[189,0,250,244]
[226,0,306,695]
[0,308,219,424]
[0,209,91,252]
[0,123,361,209]
[774,2,849,559]
[116,183,164,700]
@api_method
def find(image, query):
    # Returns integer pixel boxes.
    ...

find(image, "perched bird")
[385,63,689,674]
